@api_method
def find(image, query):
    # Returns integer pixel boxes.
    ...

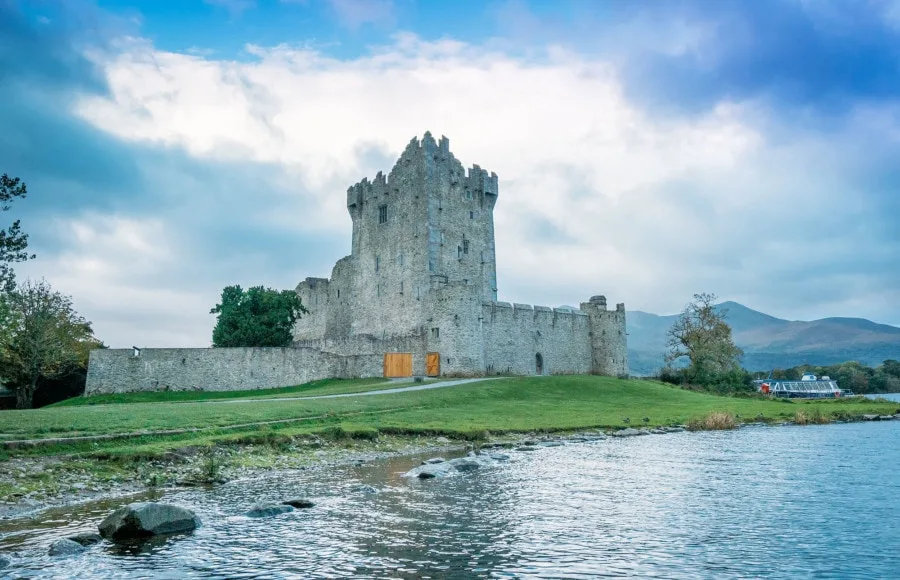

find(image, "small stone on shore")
[422,457,446,465]
[612,428,645,437]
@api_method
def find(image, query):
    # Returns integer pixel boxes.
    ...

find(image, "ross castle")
[292,132,627,378]
[84,133,627,395]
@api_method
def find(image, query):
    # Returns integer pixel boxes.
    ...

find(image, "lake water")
[2,420,900,579]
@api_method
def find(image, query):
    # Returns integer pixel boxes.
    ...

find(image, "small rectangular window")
[400,281,404,294]
[457,245,462,259]
[375,256,380,272]
[469,211,474,219]
[378,204,388,224]
[431,327,440,338]
[398,253,404,266]
[463,239,469,254]
[466,190,472,200]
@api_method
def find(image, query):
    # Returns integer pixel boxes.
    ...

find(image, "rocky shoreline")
[2,414,899,528]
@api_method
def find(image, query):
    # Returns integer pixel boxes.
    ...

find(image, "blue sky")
[2,0,900,347]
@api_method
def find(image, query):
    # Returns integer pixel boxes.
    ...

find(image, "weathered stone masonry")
[293,132,627,378]
[85,133,626,395]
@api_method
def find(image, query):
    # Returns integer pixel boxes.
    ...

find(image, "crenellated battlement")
[346,132,499,211]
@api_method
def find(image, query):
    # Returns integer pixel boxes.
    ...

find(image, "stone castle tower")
[294,132,627,378]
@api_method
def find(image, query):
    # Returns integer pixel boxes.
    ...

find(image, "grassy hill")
[626,302,900,375]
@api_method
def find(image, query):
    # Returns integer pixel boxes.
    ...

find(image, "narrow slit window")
[376,256,380,272]
[463,239,469,254]
[469,211,474,219]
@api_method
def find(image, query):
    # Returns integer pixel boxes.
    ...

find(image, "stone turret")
[581,295,628,376]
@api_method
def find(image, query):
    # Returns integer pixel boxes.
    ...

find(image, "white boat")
[753,373,843,399]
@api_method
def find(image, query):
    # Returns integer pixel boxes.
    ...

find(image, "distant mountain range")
[624,301,900,376]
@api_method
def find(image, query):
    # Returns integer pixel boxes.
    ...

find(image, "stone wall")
[84,347,381,395]
[481,302,593,375]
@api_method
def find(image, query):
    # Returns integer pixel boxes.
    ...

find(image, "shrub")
[793,408,831,425]
[687,411,736,431]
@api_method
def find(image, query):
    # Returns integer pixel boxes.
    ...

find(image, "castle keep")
[84,133,626,395]
[293,132,627,378]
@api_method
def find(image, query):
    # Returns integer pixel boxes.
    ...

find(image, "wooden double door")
[382,352,440,378]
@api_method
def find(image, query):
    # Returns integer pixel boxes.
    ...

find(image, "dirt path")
[212,377,499,404]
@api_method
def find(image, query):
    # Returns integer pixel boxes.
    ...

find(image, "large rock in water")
[48,538,87,556]
[99,503,201,541]
[246,504,294,518]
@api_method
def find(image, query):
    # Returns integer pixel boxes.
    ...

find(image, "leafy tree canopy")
[665,292,744,384]
[0,279,102,409]
[0,174,36,293]
[210,285,308,348]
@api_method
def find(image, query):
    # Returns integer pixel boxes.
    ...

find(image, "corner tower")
[581,295,628,376]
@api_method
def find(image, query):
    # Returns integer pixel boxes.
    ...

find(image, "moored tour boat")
[753,373,844,399]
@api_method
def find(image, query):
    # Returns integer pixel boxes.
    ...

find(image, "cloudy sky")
[2,0,899,348]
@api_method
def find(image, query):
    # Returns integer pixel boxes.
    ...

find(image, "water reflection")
[1,422,899,578]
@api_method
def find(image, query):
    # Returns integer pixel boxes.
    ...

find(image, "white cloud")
[18,214,217,348]
[59,32,900,346]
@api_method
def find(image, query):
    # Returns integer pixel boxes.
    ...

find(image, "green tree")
[210,285,308,347]
[0,279,100,409]
[665,292,744,384]
[0,174,36,292]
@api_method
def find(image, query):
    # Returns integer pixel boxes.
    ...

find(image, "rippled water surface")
[2,421,900,579]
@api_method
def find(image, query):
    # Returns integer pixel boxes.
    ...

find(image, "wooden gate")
[426,352,440,377]
[383,353,413,378]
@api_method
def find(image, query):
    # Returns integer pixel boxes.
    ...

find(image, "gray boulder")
[48,538,86,556]
[516,445,539,452]
[282,498,315,509]
[490,453,511,461]
[68,532,102,546]
[537,441,564,447]
[862,414,880,421]
[406,461,456,479]
[246,504,294,518]
[99,502,201,541]
[879,415,895,421]
[450,457,484,472]
[422,457,446,465]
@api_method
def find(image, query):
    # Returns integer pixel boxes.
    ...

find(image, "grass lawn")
[2,376,898,459]
[48,377,396,407]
